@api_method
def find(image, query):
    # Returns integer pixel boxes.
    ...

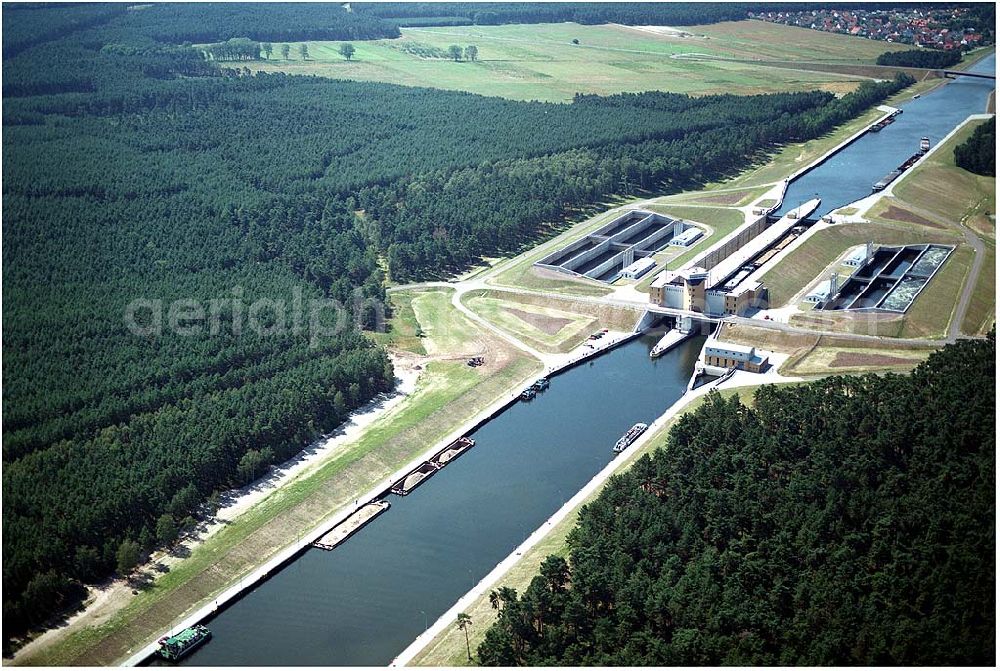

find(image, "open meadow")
[251,21,906,102]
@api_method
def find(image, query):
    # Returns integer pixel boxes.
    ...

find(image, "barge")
[650,329,691,358]
[390,436,476,495]
[390,462,439,496]
[869,109,902,133]
[872,141,930,192]
[869,116,895,132]
[431,436,475,466]
[613,423,648,453]
[158,625,211,662]
[312,500,390,551]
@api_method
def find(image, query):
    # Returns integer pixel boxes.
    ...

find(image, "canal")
[780,52,995,216]
[175,333,705,666]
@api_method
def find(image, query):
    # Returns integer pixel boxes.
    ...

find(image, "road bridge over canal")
[941,70,996,80]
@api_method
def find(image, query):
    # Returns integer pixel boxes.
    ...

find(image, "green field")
[252,21,902,102]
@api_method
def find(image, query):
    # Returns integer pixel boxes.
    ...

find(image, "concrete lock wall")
[562,237,614,273]
[632,224,676,252]
[692,214,769,271]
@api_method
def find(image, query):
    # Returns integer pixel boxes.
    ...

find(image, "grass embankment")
[761,222,962,307]
[408,378,803,666]
[781,242,972,340]
[962,240,995,336]
[462,289,642,353]
[251,21,892,103]
[18,290,540,667]
[718,323,938,377]
[890,118,996,240]
[656,185,769,207]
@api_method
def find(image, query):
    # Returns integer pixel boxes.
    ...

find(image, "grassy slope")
[462,293,597,353]
[19,290,541,666]
[251,21,901,102]
[871,117,996,336]
[962,239,995,336]
[463,289,643,352]
[892,119,996,240]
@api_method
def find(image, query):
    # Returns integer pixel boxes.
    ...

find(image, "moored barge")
[158,625,211,662]
[613,423,648,453]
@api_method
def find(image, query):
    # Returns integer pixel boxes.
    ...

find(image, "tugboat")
[613,423,648,453]
[158,625,211,662]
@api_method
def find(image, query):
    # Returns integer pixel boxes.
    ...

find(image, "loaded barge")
[872,138,931,192]
[158,625,211,662]
[868,108,902,133]
[390,437,475,495]
[312,500,390,551]
[613,423,648,453]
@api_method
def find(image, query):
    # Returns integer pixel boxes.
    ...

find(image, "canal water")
[780,53,995,216]
[176,334,704,666]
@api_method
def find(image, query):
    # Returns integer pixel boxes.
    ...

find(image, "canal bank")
[395,363,801,667]
[161,334,703,666]
[779,52,995,217]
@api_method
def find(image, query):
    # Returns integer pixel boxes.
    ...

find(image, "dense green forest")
[478,336,995,665]
[954,117,995,176]
[2,3,913,642]
[876,48,963,68]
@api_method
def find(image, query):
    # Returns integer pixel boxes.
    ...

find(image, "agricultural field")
[251,21,903,102]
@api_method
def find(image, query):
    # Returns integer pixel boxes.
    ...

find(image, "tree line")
[477,335,995,665]
[876,49,963,69]
[954,117,995,176]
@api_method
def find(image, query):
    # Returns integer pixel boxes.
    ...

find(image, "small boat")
[520,387,536,401]
[912,94,920,99]
[158,625,211,662]
[532,378,549,391]
[613,423,648,453]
